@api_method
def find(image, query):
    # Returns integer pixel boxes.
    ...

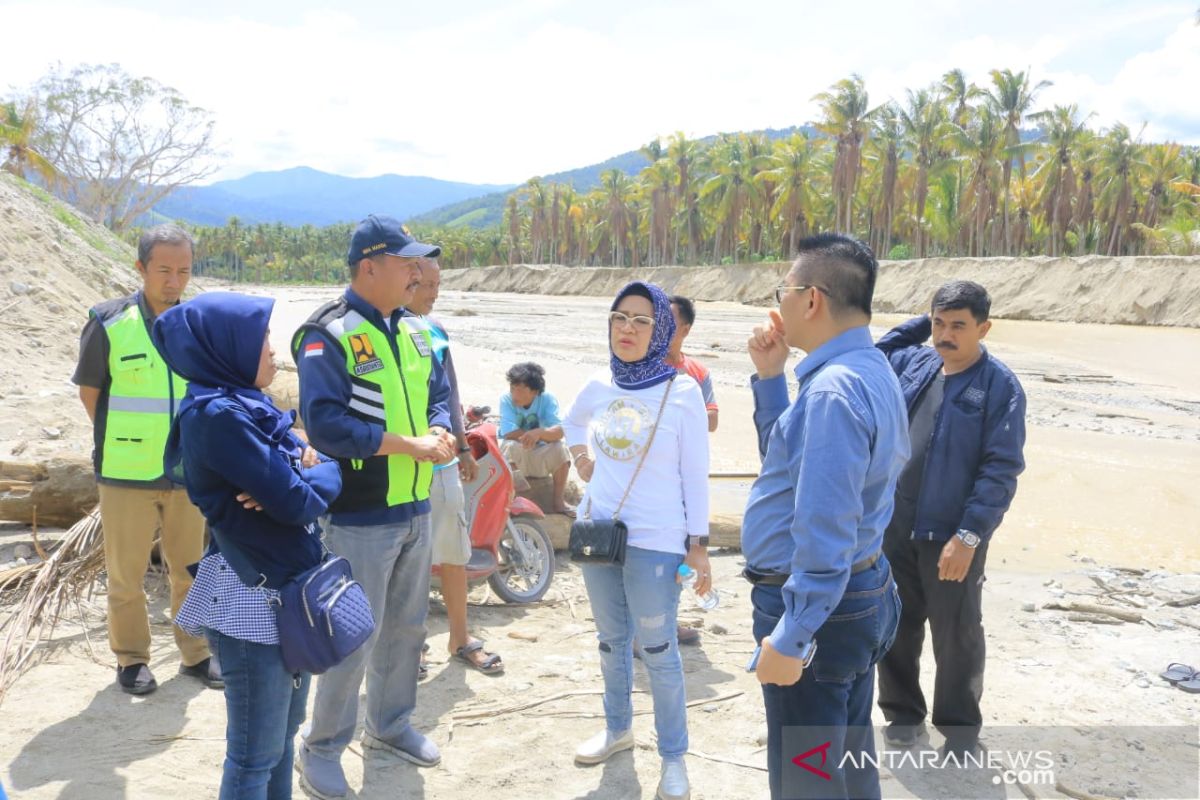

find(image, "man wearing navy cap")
[293,215,456,798]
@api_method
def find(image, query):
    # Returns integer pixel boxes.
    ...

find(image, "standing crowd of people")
[74,217,1025,800]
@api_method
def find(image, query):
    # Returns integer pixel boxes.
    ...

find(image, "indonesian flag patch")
[304,341,325,358]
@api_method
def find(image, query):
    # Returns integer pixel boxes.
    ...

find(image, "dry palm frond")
[0,506,105,700]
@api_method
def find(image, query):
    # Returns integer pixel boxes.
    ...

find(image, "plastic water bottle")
[678,564,720,610]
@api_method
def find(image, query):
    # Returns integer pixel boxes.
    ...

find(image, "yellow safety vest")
[95,296,187,482]
[293,300,434,512]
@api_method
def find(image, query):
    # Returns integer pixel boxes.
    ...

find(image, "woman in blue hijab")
[561,281,712,800]
[153,292,341,800]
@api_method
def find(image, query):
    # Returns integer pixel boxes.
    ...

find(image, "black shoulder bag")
[568,375,674,565]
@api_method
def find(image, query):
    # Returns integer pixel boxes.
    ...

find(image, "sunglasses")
[609,311,655,330]
[774,284,830,305]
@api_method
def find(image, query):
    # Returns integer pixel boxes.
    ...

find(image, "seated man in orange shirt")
[666,296,718,432]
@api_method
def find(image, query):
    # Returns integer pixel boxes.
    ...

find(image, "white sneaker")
[657,757,690,800]
[574,728,634,765]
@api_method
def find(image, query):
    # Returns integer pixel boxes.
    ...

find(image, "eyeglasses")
[774,284,830,305]
[609,311,655,330]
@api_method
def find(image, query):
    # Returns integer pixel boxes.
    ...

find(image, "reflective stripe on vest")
[304,309,434,508]
[99,303,187,481]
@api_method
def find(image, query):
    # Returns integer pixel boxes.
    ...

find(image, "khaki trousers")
[98,483,209,667]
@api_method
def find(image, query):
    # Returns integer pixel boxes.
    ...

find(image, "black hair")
[506,361,546,393]
[791,233,878,319]
[670,295,696,326]
[931,280,991,323]
[137,224,194,265]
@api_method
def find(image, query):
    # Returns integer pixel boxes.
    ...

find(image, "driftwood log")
[0,458,98,526]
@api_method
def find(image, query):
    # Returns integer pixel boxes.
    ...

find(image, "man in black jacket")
[875,281,1026,758]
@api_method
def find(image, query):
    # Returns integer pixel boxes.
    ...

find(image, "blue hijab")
[152,292,292,477]
[609,281,677,390]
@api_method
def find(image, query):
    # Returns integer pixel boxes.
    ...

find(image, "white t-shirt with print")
[563,370,710,555]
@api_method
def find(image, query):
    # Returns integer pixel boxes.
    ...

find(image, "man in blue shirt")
[293,216,456,799]
[742,233,908,800]
[875,281,1026,758]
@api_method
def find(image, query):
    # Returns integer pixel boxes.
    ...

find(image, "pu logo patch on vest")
[349,333,385,376]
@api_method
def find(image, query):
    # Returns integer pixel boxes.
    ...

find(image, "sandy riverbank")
[2,284,1198,800]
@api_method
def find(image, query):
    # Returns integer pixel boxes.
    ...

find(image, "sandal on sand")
[1177,676,1200,694]
[454,640,504,675]
[1160,662,1197,683]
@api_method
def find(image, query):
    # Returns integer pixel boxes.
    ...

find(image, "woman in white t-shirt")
[563,281,711,800]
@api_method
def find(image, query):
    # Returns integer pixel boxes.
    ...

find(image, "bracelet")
[573,452,590,464]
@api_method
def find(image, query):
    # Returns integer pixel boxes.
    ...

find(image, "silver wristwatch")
[956,529,981,548]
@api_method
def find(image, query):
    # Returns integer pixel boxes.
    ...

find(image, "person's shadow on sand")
[8,676,204,799]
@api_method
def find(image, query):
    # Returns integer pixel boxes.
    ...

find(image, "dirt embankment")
[443,255,1200,327]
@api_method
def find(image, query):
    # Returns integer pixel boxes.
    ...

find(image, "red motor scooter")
[430,421,556,603]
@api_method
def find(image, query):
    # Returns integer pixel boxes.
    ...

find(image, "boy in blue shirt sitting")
[499,362,573,516]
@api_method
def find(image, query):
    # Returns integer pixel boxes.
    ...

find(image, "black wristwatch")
[688,535,710,549]
[457,445,472,454]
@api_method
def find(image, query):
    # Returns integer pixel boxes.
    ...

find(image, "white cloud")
[1,0,1196,190]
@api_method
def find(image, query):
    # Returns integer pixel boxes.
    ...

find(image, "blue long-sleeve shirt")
[296,288,452,526]
[741,326,910,658]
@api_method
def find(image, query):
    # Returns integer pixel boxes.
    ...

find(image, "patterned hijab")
[608,281,677,390]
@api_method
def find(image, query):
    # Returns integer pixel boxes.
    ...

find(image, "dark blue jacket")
[153,292,342,588]
[876,316,1026,542]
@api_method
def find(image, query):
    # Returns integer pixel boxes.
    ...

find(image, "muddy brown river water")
[253,286,1200,574]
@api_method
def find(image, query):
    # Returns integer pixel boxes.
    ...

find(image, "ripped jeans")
[581,546,688,758]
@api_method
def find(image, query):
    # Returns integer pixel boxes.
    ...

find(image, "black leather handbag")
[569,376,674,565]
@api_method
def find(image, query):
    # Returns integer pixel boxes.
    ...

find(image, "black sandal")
[453,640,504,675]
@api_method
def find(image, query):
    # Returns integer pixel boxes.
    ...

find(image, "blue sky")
[2,0,1196,185]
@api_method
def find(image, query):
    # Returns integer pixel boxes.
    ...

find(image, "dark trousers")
[752,558,901,800]
[876,527,988,749]
[206,629,310,800]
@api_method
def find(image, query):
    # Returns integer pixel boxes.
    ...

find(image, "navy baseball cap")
[347,214,441,265]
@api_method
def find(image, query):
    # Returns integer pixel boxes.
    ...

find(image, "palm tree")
[866,104,903,256]
[814,75,875,233]
[0,99,58,185]
[900,86,950,257]
[987,68,1052,253]
[640,158,675,266]
[1097,123,1146,255]
[1141,143,1184,231]
[1029,104,1093,255]
[600,168,635,266]
[504,194,522,264]
[952,106,1004,255]
[701,135,761,263]
[668,132,702,263]
[765,133,816,258]
[941,69,982,128]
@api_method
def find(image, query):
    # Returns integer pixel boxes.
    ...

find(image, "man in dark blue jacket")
[293,216,456,799]
[875,280,1026,758]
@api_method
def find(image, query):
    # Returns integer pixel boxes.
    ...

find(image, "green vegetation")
[170,68,1199,281]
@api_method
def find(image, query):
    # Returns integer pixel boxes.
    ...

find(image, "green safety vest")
[293,300,434,512]
[96,298,187,482]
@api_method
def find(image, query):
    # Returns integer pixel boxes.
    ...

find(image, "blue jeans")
[305,514,432,758]
[752,557,901,800]
[205,629,311,800]
[581,546,688,758]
